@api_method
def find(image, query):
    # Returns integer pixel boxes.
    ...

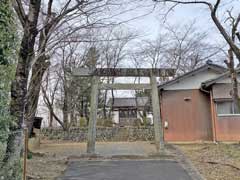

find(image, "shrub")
[79,117,87,127]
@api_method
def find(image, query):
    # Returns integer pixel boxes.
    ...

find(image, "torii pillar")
[150,74,164,152]
[87,75,99,154]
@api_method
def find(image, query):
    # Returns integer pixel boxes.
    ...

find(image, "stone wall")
[41,126,154,142]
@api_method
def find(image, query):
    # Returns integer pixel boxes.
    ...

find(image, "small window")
[216,101,240,115]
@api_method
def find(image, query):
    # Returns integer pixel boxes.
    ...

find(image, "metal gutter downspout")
[200,86,210,94]
[210,90,217,143]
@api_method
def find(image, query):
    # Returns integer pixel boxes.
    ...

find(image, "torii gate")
[73,68,175,154]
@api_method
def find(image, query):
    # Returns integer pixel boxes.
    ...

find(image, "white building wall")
[216,76,240,84]
[146,113,153,124]
[112,111,119,124]
[164,70,221,90]
[137,111,143,120]
[36,94,63,128]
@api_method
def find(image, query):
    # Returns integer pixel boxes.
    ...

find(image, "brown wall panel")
[161,90,213,141]
[216,116,240,141]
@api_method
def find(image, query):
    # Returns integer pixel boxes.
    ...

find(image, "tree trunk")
[103,77,111,119]
[24,19,53,135]
[42,85,66,130]
[228,49,239,113]
[84,101,89,123]
[80,97,84,117]
[108,78,115,119]
[63,89,69,130]
[3,0,41,175]
[70,110,76,126]
[211,12,240,61]
[49,111,53,127]
[103,89,108,119]
[25,56,49,135]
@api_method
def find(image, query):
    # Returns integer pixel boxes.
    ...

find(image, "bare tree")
[6,0,148,173]
[164,22,222,75]
[45,40,92,130]
[136,36,167,68]
[41,67,61,128]
[153,0,240,113]
[133,22,221,75]
[40,44,84,130]
[153,0,240,59]
[224,9,240,113]
[98,27,137,119]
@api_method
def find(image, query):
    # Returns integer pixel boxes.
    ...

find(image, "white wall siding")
[146,113,153,124]
[216,77,240,84]
[164,70,221,90]
[112,111,119,124]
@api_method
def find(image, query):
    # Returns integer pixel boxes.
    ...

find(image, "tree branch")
[213,0,221,14]
[154,0,240,62]
[154,0,212,9]
[236,32,240,42]
[12,0,27,27]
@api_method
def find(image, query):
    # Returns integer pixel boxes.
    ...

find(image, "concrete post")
[87,76,99,154]
[150,74,164,152]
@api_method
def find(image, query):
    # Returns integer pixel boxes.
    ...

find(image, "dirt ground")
[27,141,240,180]
[27,141,70,180]
[26,140,156,180]
[177,143,240,180]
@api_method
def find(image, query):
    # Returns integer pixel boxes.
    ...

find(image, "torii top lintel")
[73,68,175,77]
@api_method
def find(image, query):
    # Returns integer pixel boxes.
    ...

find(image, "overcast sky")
[121,1,240,42]
[109,0,240,97]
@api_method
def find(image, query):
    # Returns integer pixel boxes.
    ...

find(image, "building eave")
[158,63,226,90]
[201,68,240,89]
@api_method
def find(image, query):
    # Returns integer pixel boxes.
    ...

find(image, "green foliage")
[97,118,113,127]
[0,0,16,65]
[0,0,16,141]
[79,117,87,127]
[0,1,21,179]
[133,118,142,127]
[0,66,16,137]
[142,116,148,127]
[0,159,22,180]
[0,64,16,178]
[103,119,113,127]
[142,117,151,127]
[0,1,17,174]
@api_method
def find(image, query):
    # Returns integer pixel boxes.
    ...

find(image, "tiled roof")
[107,97,150,108]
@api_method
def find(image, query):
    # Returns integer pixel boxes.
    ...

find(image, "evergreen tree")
[0,0,16,139]
[0,0,16,65]
[0,0,18,179]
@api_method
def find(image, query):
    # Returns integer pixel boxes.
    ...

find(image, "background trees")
[153,0,240,112]
[2,0,239,177]
[132,22,222,75]
[98,27,138,119]
[4,0,148,176]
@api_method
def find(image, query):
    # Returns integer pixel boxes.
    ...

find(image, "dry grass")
[26,140,75,180]
[177,143,240,180]
[27,155,67,180]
